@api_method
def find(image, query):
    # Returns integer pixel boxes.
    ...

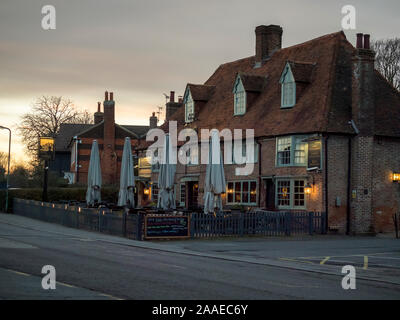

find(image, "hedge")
[0,187,119,213]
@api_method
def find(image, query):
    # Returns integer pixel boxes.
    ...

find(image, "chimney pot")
[105,91,109,101]
[110,92,114,101]
[363,34,370,50]
[356,33,363,49]
[170,91,175,103]
[97,102,101,112]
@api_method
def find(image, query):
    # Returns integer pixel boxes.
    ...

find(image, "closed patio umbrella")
[204,130,226,214]
[86,140,102,206]
[118,137,135,208]
[157,134,176,209]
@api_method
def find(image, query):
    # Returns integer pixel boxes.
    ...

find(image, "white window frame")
[276,136,308,167]
[233,76,247,115]
[184,89,195,123]
[275,178,306,210]
[280,63,296,108]
[226,180,257,206]
[179,183,186,207]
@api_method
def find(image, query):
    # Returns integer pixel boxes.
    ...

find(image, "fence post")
[122,210,127,237]
[308,212,314,235]
[285,212,291,236]
[136,213,143,241]
[190,213,195,238]
[75,206,79,229]
[238,212,243,237]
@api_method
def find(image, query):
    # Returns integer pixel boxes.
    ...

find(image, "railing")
[190,210,326,238]
[13,198,143,240]
[12,198,326,240]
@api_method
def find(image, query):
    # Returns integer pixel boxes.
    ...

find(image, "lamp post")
[39,137,55,202]
[0,126,11,212]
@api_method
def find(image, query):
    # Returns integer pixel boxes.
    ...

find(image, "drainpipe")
[256,140,262,207]
[346,137,352,235]
[324,135,329,232]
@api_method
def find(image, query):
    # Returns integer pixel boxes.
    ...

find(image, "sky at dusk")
[0,0,399,163]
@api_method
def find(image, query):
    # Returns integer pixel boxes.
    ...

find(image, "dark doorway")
[187,181,199,210]
[265,179,276,211]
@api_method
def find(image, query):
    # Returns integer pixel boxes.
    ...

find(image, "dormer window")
[280,63,296,108]
[233,75,246,115]
[184,90,194,123]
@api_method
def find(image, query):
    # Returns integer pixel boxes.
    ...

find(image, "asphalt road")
[0,217,399,300]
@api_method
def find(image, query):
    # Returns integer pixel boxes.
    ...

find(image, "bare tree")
[17,96,93,158]
[372,38,400,91]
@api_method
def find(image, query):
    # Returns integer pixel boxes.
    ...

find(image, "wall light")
[393,173,400,183]
[305,183,313,195]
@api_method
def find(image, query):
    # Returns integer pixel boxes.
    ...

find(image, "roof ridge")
[282,31,345,51]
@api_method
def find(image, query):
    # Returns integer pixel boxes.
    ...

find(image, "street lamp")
[0,126,11,212]
[39,136,55,202]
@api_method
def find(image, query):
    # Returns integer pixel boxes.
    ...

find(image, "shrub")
[0,186,119,213]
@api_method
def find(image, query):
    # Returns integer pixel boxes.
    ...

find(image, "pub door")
[265,178,276,211]
[187,181,199,210]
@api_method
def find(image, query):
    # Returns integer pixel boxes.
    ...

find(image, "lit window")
[276,179,306,209]
[180,183,186,207]
[233,76,246,115]
[276,136,307,167]
[280,63,296,108]
[226,180,257,205]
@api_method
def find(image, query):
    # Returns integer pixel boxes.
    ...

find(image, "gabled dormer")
[183,84,215,123]
[232,73,266,115]
[279,61,315,109]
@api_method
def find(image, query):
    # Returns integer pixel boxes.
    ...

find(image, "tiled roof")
[187,84,215,101]
[55,123,92,152]
[164,31,355,138]
[121,125,150,138]
[238,73,267,92]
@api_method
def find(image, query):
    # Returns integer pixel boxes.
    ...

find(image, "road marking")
[363,256,368,270]
[279,258,314,264]
[58,281,76,288]
[6,269,30,277]
[320,257,330,265]
[100,293,124,300]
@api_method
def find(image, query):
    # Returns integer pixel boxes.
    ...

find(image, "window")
[227,181,257,205]
[276,136,307,167]
[276,179,306,209]
[138,156,151,178]
[184,90,194,123]
[151,183,158,203]
[187,146,199,166]
[179,183,186,207]
[280,63,296,108]
[233,76,246,115]
[151,149,160,172]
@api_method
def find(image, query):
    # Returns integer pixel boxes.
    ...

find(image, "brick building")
[140,25,400,235]
[54,91,157,185]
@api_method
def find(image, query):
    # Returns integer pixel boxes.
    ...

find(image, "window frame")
[226,180,257,206]
[275,136,308,167]
[179,183,186,207]
[184,89,195,123]
[280,63,296,108]
[233,75,247,116]
[275,178,306,210]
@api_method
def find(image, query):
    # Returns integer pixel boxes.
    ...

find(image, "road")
[0,214,399,300]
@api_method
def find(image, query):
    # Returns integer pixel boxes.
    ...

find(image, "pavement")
[0,213,399,299]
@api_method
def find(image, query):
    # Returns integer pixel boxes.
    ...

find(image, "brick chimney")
[149,112,158,129]
[94,102,104,124]
[352,34,375,136]
[165,90,183,121]
[102,91,117,184]
[350,34,375,234]
[255,25,283,67]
